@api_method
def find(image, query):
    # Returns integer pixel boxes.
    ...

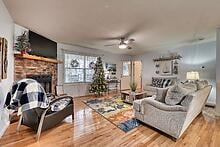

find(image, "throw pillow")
[165,85,190,105]
[181,82,197,92]
[50,98,71,112]
[196,80,208,90]
[155,87,169,103]
[162,79,172,88]
[180,95,193,108]
[152,78,163,88]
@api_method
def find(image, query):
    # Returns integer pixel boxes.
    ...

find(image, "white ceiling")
[3,0,220,55]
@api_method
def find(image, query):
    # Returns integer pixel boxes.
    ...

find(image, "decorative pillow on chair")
[165,85,191,105]
[50,98,71,112]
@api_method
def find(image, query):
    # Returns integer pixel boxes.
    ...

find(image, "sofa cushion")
[180,95,193,108]
[155,87,169,103]
[142,98,187,112]
[196,80,208,90]
[165,85,191,105]
[181,82,197,92]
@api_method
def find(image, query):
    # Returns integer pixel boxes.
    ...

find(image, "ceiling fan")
[104,38,135,50]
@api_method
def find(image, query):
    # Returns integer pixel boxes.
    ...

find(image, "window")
[64,53,97,83]
[122,61,131,76]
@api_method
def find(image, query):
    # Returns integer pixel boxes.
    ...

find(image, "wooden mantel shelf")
[14,54,63,64]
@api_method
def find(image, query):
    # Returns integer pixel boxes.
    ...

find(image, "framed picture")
[122,61,131,76]
[105,63,116,75]
[159,61,173,76]
[1,38,8,79]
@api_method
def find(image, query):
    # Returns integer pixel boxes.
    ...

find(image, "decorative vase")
[130,91,136,96]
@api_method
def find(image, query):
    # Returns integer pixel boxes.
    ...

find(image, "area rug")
[83,97,140,132]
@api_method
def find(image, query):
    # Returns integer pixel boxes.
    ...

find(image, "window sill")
[64,82,91,86]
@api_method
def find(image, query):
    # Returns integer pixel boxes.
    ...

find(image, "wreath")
[89,61,96,69]
[70,59,79,68]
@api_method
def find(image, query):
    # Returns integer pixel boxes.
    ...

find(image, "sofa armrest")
[141,98,187,112]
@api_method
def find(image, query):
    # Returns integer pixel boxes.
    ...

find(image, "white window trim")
[62,50,100,84]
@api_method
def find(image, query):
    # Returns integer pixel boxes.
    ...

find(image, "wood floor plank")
[0,94,220,147]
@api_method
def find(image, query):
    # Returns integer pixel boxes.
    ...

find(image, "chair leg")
[16,114,22,132]
[36,109,47,141]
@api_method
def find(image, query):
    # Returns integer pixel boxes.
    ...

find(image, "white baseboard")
[215,111,220,117]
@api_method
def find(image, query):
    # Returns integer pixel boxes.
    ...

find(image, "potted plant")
[14,31,31,54]
[130,81,137,92]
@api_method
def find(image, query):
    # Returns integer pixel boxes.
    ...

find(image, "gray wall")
[57,43,132,97]
[134,41,216,105]
[0,0,14,137]
[216,29,220,115]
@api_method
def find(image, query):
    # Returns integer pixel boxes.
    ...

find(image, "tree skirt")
[83,97,140,132]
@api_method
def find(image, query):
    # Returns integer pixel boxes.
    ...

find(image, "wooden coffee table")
[121,90,147,104]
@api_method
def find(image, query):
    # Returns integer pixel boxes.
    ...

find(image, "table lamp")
[186,71,200,81]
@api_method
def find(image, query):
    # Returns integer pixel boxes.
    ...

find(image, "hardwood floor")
[1,94,220,147]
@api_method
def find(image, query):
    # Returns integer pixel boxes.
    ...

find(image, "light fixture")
[186,71,200,80]
[119,42,127,49]
[124,40,129,44]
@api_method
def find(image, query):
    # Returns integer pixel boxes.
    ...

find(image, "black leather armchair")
[16,96,74,141]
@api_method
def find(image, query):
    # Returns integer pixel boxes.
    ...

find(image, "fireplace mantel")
[14,54,58,94]
[14,54,63,64]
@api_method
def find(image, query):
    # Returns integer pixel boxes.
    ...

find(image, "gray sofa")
[145,77,177,96]
[134,85,212,139]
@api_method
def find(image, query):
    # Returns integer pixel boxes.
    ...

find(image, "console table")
[107,79,121,94]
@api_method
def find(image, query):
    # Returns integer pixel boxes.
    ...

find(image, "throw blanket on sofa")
[4,79,49,115]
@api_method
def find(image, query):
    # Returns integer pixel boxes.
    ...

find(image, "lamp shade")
[186,71,200,80]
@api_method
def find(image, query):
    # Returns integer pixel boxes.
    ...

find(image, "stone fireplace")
[27,74,52,94]
[14,54,59,94]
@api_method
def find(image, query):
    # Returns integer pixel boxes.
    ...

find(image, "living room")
[0,0,220,146]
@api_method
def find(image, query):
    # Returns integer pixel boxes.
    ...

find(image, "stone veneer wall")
[14,56,58,94]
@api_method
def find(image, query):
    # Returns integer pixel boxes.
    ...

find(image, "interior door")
[133,61,142,90]
[121,61,131,90]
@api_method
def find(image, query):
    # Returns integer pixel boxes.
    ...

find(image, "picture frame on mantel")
[0,38,8,79]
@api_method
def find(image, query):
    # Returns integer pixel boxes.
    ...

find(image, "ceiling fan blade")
[104,44,117,47]
[123,38,135,44]
[129,38,135,42]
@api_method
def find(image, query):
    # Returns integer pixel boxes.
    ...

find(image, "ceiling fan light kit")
[119,42,128,49]
[104,37,135,50]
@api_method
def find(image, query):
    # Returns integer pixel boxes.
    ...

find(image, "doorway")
[121,61,142,91]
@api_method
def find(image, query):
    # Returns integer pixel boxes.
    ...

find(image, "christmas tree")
[89,57,107,96]
[14,31,31,53]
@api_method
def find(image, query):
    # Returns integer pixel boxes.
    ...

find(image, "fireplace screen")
[27,75,52,94]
